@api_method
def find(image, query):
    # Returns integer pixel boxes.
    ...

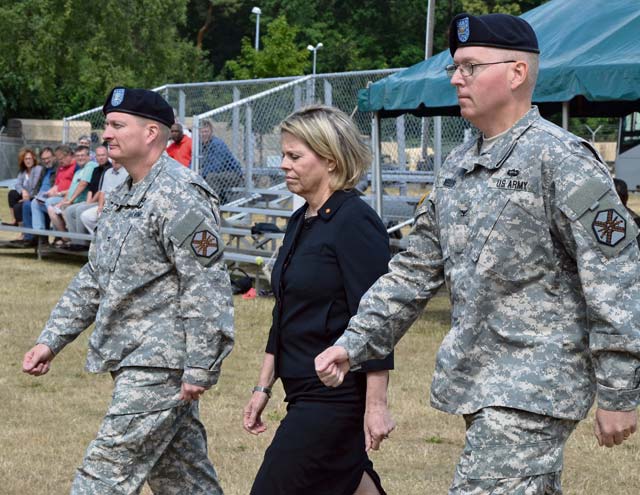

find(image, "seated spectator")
[19,147,56,245]
[47,145,97,246]
[199,119,244,204]
[62,145,111,248]
[167,123,192,167]
[80,161,129,233]
[77,134,96,161]
[4,149,43,239]
[30,145,77,237]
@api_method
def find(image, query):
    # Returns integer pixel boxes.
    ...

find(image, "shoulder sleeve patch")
[592,209,627,247]
[565,181,639,258]
[169,210,223,266]
[189,229,221,263]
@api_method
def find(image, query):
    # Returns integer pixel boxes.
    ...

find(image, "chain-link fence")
[188,70,470,231]
[0,134,61,181]
[63,78,301,146]
[0,133,23,181]
[60,72,625,238]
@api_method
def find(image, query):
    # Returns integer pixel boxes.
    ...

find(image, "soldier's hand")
[594,408,637,447]
[22,344,54,376]
[180,382,207,402]
[243,392,269,435]
[315,346,350,387]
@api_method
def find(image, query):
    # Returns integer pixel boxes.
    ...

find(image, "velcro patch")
[191,230,219,259]
[592,209,626,246]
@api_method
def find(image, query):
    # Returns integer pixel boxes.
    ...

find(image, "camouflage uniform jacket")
[336,107,640,420]
[37,154,234,388]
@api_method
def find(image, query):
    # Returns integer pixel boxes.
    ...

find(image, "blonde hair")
[280,105,371,191]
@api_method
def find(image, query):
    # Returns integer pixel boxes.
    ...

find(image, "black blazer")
[266,189,394,378]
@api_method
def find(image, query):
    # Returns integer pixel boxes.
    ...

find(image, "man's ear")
[510,60,529,91]
[145,122,160,144]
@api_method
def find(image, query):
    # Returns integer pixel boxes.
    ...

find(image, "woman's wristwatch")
[252,385,272,398]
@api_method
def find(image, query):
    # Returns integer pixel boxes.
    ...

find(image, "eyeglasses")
[445,60,516,78]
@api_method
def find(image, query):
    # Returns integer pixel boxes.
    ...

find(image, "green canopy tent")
[359,0,640,119]
[361,0,640,217]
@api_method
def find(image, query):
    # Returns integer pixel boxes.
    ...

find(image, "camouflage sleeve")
[162,184,234,388]
[334,192,446,368]
[552,154,640,411]
[36,261,100,355]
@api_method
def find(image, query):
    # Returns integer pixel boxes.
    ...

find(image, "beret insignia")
[457,17,470,42]
[111,88,125,107]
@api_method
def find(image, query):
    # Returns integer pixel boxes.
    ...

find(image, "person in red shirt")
[50,145,77,197]
[166,123,192,167]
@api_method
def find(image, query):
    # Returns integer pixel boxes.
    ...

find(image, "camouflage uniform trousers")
[71,367,222,495]
[450,407,578,495]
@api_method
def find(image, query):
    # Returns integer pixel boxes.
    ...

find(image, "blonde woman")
[243,106,394,495]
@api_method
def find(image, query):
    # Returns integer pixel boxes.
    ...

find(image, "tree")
[0,0,213,122]
[223,15,309,79]
[460,0,545,15]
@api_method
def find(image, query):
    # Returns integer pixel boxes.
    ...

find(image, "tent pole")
[434,116,442,176]
[420,0,437,172]
[373,112,383,219]
[562,101,569,130]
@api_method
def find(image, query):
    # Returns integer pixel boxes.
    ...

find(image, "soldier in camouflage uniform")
[22,87,234,494]
[315,13,640,494]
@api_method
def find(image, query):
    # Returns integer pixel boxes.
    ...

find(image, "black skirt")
[250,376,386,495]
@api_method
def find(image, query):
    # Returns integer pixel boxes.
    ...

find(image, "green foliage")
[0,0,213,121]
[223,15,309,79]
[460,0,545,15]
[0,0,550,121]
[212,0,548,76]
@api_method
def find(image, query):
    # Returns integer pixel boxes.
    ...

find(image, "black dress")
[251,190,393,495]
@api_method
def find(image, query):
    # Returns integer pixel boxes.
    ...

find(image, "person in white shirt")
[80,161,129,232]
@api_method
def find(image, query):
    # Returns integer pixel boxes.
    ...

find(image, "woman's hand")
[243,391,270,435]
[364,403,396,451]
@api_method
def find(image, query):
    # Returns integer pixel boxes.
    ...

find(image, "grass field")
[1,190,640,494]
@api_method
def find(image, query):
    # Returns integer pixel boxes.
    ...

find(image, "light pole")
[251,6,261,51]
[307,42,323,75]
[424,0,436,59]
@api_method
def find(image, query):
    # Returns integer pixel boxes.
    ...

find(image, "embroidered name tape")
[489,177,529,192]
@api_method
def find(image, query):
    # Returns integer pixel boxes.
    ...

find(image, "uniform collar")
[110,153,168,206]
[308,189,358,221]
[464,106,540,173]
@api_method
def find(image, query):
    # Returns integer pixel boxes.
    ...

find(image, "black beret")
[449,13,539,56]
[102,87,174,128]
